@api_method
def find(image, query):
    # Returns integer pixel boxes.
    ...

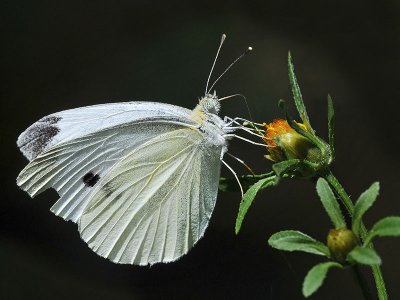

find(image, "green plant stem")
[324,171,388,300]
[353,265,373,300]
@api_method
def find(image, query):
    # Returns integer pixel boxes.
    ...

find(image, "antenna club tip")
[244,47,253,55]
[221,33,227,40]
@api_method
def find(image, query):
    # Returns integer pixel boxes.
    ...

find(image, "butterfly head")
[199,91,221,115]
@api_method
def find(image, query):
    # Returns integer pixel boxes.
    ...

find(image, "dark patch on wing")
[18,115,62,160]
[83,172,100,187]
[102,182,114,197]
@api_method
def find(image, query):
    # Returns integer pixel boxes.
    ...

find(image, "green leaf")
[347,246,381,266]
[288,52,314,134]
[352,182,380,236]
[327,95,335,156]
[272,159,301,177]
[268,230,330,257]
[219,173,275,192]
[235,177,276,234]
[364,216,400,246]
[302,262,342,297]
[316,178,346,228]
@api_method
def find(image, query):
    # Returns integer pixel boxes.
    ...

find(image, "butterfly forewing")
[17,102,196,222]
[79,128,222,265]
[17,102,193,161]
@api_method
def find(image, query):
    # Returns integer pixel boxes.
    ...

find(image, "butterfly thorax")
[189,93,231,155]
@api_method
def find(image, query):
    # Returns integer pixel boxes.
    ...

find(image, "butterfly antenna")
[205,34,227,95]
[218,93,244,101]
[207,46,252,94]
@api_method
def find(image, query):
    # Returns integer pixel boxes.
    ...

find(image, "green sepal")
[347,246,382,266]
[278,100,332,171]
[352,182,380,237]
[302,262,343,297]
[327,94,335,157]
[235,176,276,234]
[272,159,301,177]
[278,99,325,151]
[288,52,315,134]
[364,216,400,246]
[268,230,330,257]
[316,178,346,228]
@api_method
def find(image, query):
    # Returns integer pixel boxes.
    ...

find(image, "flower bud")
[327,228,358,263]
[263,119,320,162]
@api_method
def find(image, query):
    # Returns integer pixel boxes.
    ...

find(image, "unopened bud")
[263,119,319,162]
[327,228,358,263]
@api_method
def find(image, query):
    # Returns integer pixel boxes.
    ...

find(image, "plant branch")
[353,265,374,300]
[324,171,388,300]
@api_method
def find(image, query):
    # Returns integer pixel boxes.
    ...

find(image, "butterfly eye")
[83,172,100,187]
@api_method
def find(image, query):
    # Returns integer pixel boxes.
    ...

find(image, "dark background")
[1,1,400,299]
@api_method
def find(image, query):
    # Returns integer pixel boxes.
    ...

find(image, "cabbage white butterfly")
[16,34,255,265]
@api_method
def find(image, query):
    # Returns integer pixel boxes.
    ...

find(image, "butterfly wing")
[17,102,196,222]
[79,128,223,265]
[17,101,193,161]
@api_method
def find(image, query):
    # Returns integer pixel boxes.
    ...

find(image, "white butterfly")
[16,35,257,265]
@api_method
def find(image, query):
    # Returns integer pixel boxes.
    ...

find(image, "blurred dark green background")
[1,1,400,299]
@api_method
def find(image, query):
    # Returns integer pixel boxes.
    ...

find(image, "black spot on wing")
[19,116,62,160]
[83,172,100,187]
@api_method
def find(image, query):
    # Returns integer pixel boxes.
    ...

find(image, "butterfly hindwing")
[79,128,223,265]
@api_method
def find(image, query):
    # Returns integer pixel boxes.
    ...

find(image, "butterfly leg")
[226,152,255,175]
[224,134,267,147]
[221,160,244,197]
[224,116,264,127]
[227,126,264,138]
[223,117,265,138]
